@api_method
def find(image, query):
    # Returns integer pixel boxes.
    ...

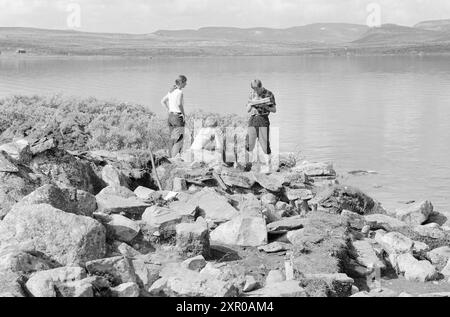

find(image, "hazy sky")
[1,0,450,33]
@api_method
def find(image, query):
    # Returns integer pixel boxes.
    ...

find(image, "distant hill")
[154,24,369,44]
[415,19,450,32]
[1,20,450,57]
[353,24,446,45]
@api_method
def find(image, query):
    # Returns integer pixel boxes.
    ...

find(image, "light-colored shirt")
[163,88,184,113]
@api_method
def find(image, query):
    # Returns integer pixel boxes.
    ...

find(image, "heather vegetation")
[0,95,246,154]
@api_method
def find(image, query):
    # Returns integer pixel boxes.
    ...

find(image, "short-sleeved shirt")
[248,88,276,127]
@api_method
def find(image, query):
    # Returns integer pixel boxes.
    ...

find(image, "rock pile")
[1,139,449,297]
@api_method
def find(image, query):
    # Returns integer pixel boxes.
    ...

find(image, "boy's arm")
[161,94,169,111]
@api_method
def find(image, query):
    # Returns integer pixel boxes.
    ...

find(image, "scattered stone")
[427,246,450,270]
[287,228,324,246]
[101,164,129,188]
[106,214,140,243]
[243,275,259,292]
[116,243,143,259]
[168,200,199,218]
[266,270,285,285]
[312,185,383,215]
[267,216,306,234]
[0,139,31,164]
[58,279,94,297]
[413,241,430,256]
[172,177,187,192]
[181,255,207,272]
[361,225,371,235]
[0,204,106,265]
[365,214,408,232]
[85,256,137,285]
[220,170,255,189]
[413,225,446,239]
[391,201,434,226]
[246,280,306,297]
[0,271,26,297]
[375,232,414,255]
[293,162,336,177]
[210,216,268,247]
[149,265,239,297]
[303,273,354,297]
[134,186,156,200]
[341,210,366,230]
[188,188,238,224]
[25,267,86,297]
[396,253,439,282]
[96,188,150,218]
[285,188,313,201]
[142,206,192,239]
[0,249,56,274]
[252,173,283,192]
[176,218,210,258]
[14,184,97,217]
[258,242,291,254]
[352,240,386,271]
[99,186,136,198]
[261,193,277,206]
[111,282,140,297]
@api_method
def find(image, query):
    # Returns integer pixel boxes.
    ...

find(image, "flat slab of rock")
[188,188,238,224]
[285,188,314,201]
[246,280,306,297]
[427,246,450,269]
[252,173,284,192]
[267,216,306,234]
[0,204,106,266]
[96,191,150,218]
[0,271,25,297]
[142,206,193,238]
[134,186,156,200]
[210,216,268,247]
[0,152,19,173]
[391,201,434,226]
[0,139,31,164]
[111,282,140,298]
[0,249,55,274]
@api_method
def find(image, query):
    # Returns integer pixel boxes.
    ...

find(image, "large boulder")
[14,184,97,217]
[0,152,41,219]
[252,172,284,192]
[426,246,450,270]
[312,185,384,215]
[267,216,306,234]
[0,204,106,266]
[210,216,267,247]
[391,201,434,226]
[374,232,414,255]
[141,206,193,239]
[351,239,386,271]
[29,148,105,195]
[219,170,255,189]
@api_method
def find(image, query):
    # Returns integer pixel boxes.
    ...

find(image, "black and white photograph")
[0,0,450,302]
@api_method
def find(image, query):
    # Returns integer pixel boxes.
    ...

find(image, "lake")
[1,55,450,214]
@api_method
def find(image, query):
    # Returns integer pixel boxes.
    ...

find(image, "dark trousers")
[168,113,185,157]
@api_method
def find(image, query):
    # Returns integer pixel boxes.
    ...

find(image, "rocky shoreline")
[0,137,449,298]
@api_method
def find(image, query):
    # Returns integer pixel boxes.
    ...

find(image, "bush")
[0,95,246,154]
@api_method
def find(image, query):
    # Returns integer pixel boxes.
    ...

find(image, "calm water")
[1,55,450,214]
